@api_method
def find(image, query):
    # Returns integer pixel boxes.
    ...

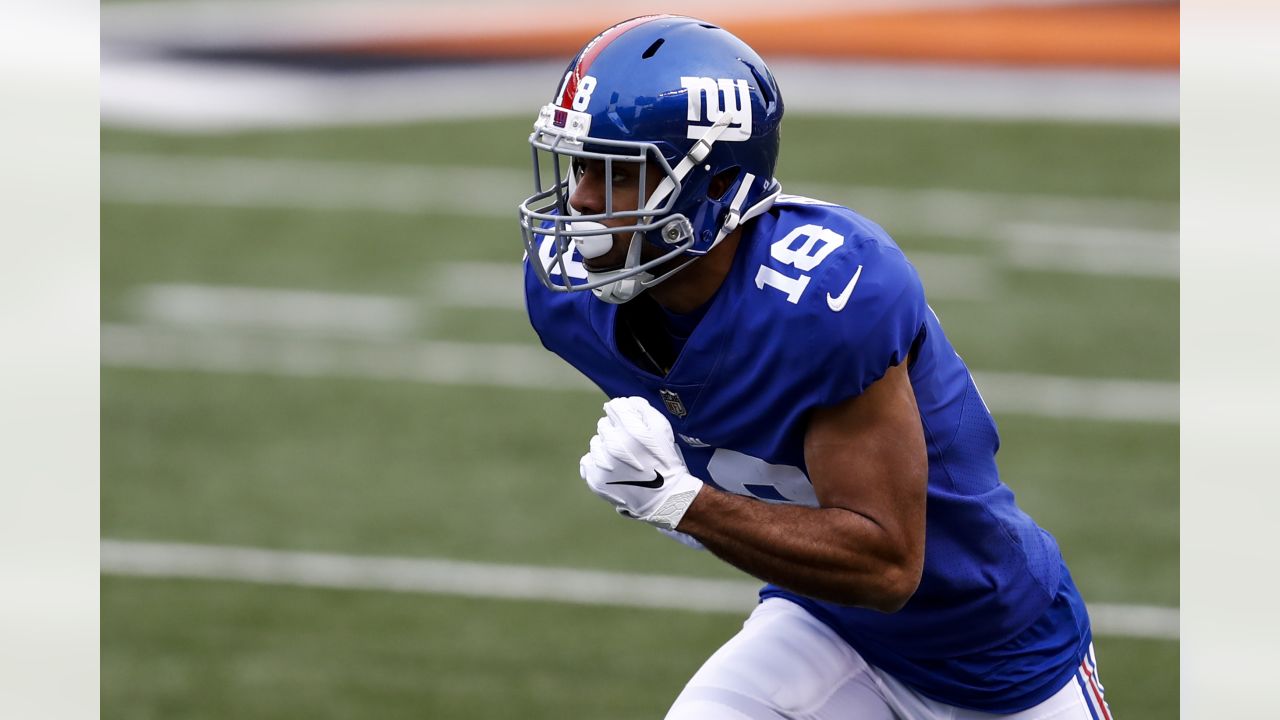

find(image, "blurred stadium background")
[101,0,1179,717]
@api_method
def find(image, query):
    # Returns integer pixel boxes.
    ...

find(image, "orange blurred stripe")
[740,4,1181,68]
[321,3,1179,69]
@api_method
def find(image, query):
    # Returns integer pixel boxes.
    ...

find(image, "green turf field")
[102,115,1178,718]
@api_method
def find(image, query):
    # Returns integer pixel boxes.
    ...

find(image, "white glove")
[579,396,704,530]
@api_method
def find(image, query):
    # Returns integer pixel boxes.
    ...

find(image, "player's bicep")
[803,361,927,546]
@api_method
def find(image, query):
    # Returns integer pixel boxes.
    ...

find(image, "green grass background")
[103,114,1178,718]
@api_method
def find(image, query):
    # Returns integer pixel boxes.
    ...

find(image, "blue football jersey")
[523,196,1092,712]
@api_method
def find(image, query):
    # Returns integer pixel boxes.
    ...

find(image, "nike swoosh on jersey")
[606,470,665,489]
[826,264,864,312]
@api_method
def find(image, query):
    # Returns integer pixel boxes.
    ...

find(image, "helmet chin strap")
[633,172,778,292]
[710,174,781,248]
[643,112,734,217]
[588,231,652,304]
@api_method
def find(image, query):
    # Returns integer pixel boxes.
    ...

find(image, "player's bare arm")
[676,360,927,613]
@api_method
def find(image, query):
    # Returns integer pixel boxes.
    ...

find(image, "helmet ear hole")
[709,167,741,201]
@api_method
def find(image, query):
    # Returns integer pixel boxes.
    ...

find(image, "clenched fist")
[579,396,704,530]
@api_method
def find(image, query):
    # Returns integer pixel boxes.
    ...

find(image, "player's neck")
[647,228,742,314]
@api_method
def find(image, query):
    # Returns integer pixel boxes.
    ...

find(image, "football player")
[519,15,1113,720]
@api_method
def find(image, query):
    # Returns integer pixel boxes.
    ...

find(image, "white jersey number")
[538,236,587,279]
[754,224,845,304]
[706,447,819,507]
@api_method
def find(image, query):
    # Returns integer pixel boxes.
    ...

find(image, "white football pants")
[665,598,1113,720]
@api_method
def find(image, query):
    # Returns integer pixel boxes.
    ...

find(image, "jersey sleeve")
[808,237,929,406]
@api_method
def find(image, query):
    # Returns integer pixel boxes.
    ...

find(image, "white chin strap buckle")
[660,216,694,246]
[590,274,643,304]
[590,228,652,305]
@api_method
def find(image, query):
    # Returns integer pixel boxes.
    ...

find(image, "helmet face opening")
[526,110,681,232]
[519,108,696,296]
[518,15,784,302]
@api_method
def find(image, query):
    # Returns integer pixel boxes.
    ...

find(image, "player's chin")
[584,258,625,273]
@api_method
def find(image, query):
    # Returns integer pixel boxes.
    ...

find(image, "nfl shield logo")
[659,389,687,418]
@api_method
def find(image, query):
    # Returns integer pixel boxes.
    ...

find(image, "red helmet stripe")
[557,14,679,108]
[557,74,578,109]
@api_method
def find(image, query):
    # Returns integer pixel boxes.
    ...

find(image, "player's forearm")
[677,485,922,612]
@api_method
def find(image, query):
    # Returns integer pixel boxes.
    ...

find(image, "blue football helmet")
[518,15,785,303]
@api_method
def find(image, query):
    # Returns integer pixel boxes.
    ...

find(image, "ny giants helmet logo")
[680,77,753,142]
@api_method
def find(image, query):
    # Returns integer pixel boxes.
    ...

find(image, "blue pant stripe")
[1076,670,1101,720]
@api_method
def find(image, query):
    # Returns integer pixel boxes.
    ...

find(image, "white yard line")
[102,153,524,217]
[101,153,1177,280]
[102,152,1175,227]
[99,538,1180,641]
[100,323,1178,423]
[787,181,1177,239]
[970,371,1178,424]
[999,223,1179,278]
[898,252,998,300]
[433,258,993,305]
[430,262,528,309]
[101,322,594,391]
[133,284,421,338]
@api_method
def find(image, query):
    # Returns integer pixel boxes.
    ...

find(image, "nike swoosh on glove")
[579,396,704,530]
